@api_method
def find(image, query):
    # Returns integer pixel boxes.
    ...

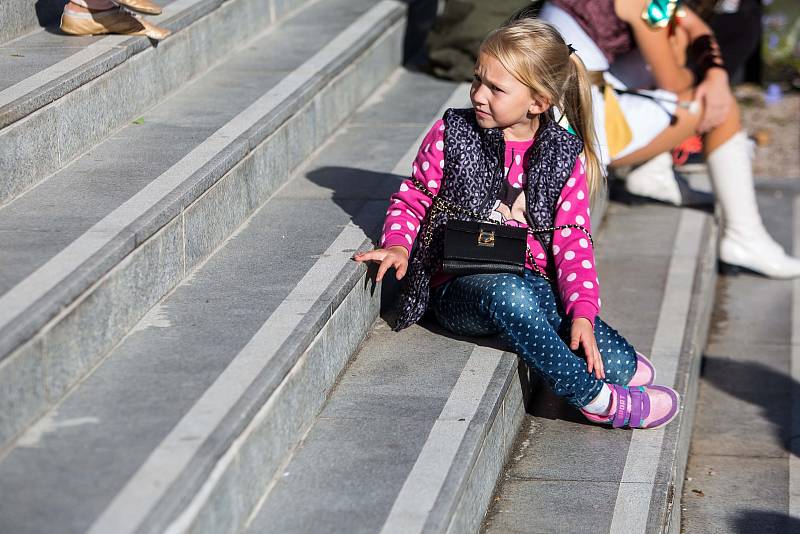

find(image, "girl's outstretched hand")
[570,317,605,380]
[352,246,409,282]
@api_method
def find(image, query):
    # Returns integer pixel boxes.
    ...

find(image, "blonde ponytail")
[564,52,603,199]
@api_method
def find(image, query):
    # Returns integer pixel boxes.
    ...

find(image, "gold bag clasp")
[477,229,495,247]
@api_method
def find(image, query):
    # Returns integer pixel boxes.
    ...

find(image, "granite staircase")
[0,0,718,531]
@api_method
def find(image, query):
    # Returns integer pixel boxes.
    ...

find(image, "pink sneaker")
[581,383,680,429]
[628,352,656,387]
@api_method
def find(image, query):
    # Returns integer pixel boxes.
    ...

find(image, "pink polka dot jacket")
[381,119,601,326]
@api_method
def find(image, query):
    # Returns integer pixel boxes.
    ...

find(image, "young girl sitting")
[354,19,679,429]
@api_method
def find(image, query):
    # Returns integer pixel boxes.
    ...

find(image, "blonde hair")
[479,19,603,198]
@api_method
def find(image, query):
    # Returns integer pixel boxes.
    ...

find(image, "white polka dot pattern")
[429,272,636,406]
[551,157,600,321]
[382,120,447,253]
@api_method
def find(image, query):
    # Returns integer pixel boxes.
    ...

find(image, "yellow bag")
[603,84,633,159]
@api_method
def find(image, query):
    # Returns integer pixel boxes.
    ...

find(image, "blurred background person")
[425,0,531,80]
[536,0,800,278]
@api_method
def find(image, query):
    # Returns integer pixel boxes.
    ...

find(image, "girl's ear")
[529,94,551,116]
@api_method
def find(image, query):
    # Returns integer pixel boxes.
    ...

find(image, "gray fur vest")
[393,108,584,331]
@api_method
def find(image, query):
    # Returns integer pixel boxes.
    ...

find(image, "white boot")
[623,152,682,205]
[620,152,714,208]
[708,131,800,279]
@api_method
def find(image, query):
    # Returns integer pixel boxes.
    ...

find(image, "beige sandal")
[60,6,170,40]
[114,0,163,16]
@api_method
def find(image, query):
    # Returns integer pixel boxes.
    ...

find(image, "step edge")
[445,367,527,534]
[104,233,379,534]
[601,205,718,533]
[0,0,315,207]
[658,212,719,534]
[0,3,405,360]
[434,356,526,534]
[0,12,404,452]
[0,0,261,128]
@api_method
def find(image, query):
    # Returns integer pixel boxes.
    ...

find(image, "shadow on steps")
[307,163,539,410]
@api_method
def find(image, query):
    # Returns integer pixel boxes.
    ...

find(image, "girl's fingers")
[582,338,594,374]
[353,250,385,263]
[574,333,596,376]
[357,250,407,282]
[595,346,605,379]
[594,343,604,378]
[376,259,392,282]
[396,261,408,280]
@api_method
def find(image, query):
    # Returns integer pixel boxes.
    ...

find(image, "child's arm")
[551,157,604,378]
[354,120,445,279]
[552,158,601,326]
[379,120,445,254]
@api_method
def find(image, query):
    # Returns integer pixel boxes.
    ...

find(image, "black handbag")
[442,220,527,275]
[409,176,593,279]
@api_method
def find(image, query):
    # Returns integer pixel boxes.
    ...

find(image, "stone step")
[0,0,65,45]
[682,181,799,534]
[235,101,613,534]
[481,195,719,533]
[0,0,309,207]
[239,194,712,534]
[242,319,526,534]
[0,67,464,534]
[219,82,613,534]
[0,0,405,451]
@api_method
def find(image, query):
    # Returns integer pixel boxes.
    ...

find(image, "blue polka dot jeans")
[430,270,637,407]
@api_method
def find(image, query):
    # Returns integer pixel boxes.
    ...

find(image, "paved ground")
[480,189,716,533]
[681,181,800,534]
[737,87,800,181]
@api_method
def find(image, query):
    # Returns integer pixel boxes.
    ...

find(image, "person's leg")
[431,272,678,427]
[611,89,800,278]
[431,273,605,407]
[599,74,713,207]
[592,318,637,385]
[711,0,763,83]
[519,271,637,385]
[610,88,731,168]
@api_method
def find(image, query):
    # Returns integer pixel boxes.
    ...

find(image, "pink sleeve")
[552,158,601,326]
[380,120,446,253]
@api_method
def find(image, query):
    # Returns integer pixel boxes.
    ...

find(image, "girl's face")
[470,53,548,141]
